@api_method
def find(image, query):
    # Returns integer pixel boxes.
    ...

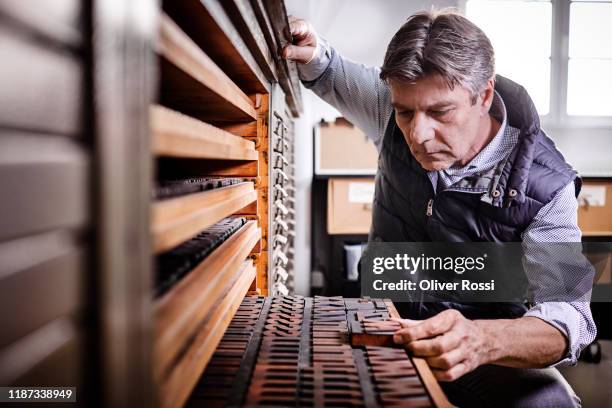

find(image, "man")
[282,10,596,407]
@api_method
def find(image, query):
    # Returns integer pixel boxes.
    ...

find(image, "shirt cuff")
[523,301,596,367]
[296,34,332,82]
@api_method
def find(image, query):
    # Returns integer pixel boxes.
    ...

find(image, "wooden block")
[152,182,257,253]
[158,13,256,122]
[348,319,401,347]
[384,301,453,408]
[151,105,257,161]
[154,222,260,380]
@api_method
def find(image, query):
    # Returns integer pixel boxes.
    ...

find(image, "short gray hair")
[380,9,495,104]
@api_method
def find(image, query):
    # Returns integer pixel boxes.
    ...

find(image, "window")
[466,0,552,114]
[466,0,612,123]
[567,1,612,116]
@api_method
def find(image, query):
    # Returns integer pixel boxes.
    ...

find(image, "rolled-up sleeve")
[521,181,597,366]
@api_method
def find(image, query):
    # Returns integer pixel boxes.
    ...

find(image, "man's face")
[389,74,490,171]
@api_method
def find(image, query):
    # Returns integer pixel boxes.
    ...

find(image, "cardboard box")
[578,181,612,236]
[317,118,378,174]
[584,249,612,284]
[327,177,375,234]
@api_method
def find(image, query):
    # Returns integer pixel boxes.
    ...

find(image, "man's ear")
[479,77,496,115]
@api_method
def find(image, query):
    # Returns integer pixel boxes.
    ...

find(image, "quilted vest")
[369,75,580,319]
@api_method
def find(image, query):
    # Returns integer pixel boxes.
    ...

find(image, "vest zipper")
[426,198,434,216]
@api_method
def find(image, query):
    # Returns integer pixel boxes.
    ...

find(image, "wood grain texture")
[384,300,453,408]
[257,0,303,115]
[0,132,90,242]
[0,0,82,47]
[0,27,83,136]
[0,317,78,386]
[164,0,270,93]
[158,13,257,122]
[154,223,260,382]
[0,231,84,350]
[157,157,259,178]
[159,260,256,408]
[221,0,276,84]
[152,182,257,253]
[151,105,257,160]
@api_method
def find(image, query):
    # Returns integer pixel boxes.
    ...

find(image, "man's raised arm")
[282,16,392,148]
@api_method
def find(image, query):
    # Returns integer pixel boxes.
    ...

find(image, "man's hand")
[282,16,318,64]
[392,309,492,382]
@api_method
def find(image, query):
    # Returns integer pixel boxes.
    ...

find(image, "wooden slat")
[160,260,256,408]
[221,0,276,83]
[384,301,452,408]
[0,131,90,242]
[157,157,259,179]
[152,182,257,253]
[164,0,271,93]
[0,26,83,136]
[218,121,258,138]
[158,13,257,122]
[255,251,269,296]
[151,105,257,161]
[0,0,82,48]
[93,0,156,405]
[252,0,302,116]
[0,318,78,386]
[10,330,82,388]
[154,223,260,380]
[0,230,84,349]
[255,94,270,256]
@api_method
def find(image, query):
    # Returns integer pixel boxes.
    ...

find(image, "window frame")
[462,0,612,130]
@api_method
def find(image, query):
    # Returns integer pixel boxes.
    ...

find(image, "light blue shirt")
[299,36,596,366]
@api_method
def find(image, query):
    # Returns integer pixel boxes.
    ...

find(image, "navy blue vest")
[369,75,580,319]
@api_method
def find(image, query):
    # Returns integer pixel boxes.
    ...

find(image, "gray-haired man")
[283,10,595,408]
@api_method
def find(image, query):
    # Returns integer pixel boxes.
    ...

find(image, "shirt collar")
[442,90,508,176]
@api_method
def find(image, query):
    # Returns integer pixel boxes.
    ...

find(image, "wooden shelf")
[151,105,257,161]
[154,222,259,390]
[159,259,255,408]
[152,182,257,253]
[158,13,257,123]
[164,0,271,93]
